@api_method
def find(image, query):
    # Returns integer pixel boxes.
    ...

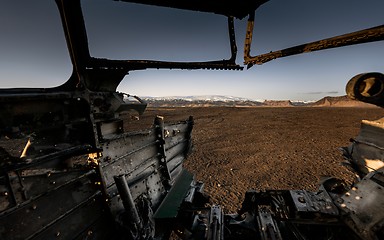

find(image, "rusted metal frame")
[165,139,189,159]
[57,0,245,85]
[32,197,106,240]
[123,168,155,188]
[164,140,190,176]
[186,116,194,155]
[371,171,384,187]
[105,156,158,188]
[118,93,148,114]
[18,146,91,169]
[101,156,158,198]
[167,156,185,178]
[25,190,102,240]
[163,117,194,182]
[113,175,143,229]
[96,127,161,201]
[101,172,148,210]
[351,139,384,151]
[208,205,224,240]
[0,145,92,175]
[101,142,157,168]
[257,207,283,240]
[0,170,96,217]
[0,91,72,100]
[56,0,91,89]
[243,11,255,66]
[227,16,238,62]
[336,168,384,239]
[16,171,27,200]
[154,117,172,184]
[84,14,242,72]
[244,21,384,68]
[89,57,243,71]
[3,174,17,210]
[104,164,157,203]
[183,181,204,204]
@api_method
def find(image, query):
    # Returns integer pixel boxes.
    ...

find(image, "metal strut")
[227,16,238,62]
[244,18,384,68]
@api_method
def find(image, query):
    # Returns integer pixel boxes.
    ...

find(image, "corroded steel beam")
[245,24,384,68]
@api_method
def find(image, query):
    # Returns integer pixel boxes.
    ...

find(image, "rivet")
[298,196,306,203]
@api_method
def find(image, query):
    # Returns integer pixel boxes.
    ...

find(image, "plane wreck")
[0,0,384,239]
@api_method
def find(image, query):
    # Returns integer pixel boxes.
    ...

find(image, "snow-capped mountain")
[130,95,366,108]
[142,95,255,102]
[140,95,263,107]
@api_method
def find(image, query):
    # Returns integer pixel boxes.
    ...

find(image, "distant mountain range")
[310,95,377,107]
[135,95,377,108]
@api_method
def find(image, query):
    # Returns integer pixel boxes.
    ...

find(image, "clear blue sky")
[1,0,383,101]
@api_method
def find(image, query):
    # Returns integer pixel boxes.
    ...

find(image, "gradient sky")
[1,0,383,101]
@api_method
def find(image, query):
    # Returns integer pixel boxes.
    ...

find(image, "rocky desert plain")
[125,96,384,213]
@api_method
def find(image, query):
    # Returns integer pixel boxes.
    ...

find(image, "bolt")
[298,196,306,203]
